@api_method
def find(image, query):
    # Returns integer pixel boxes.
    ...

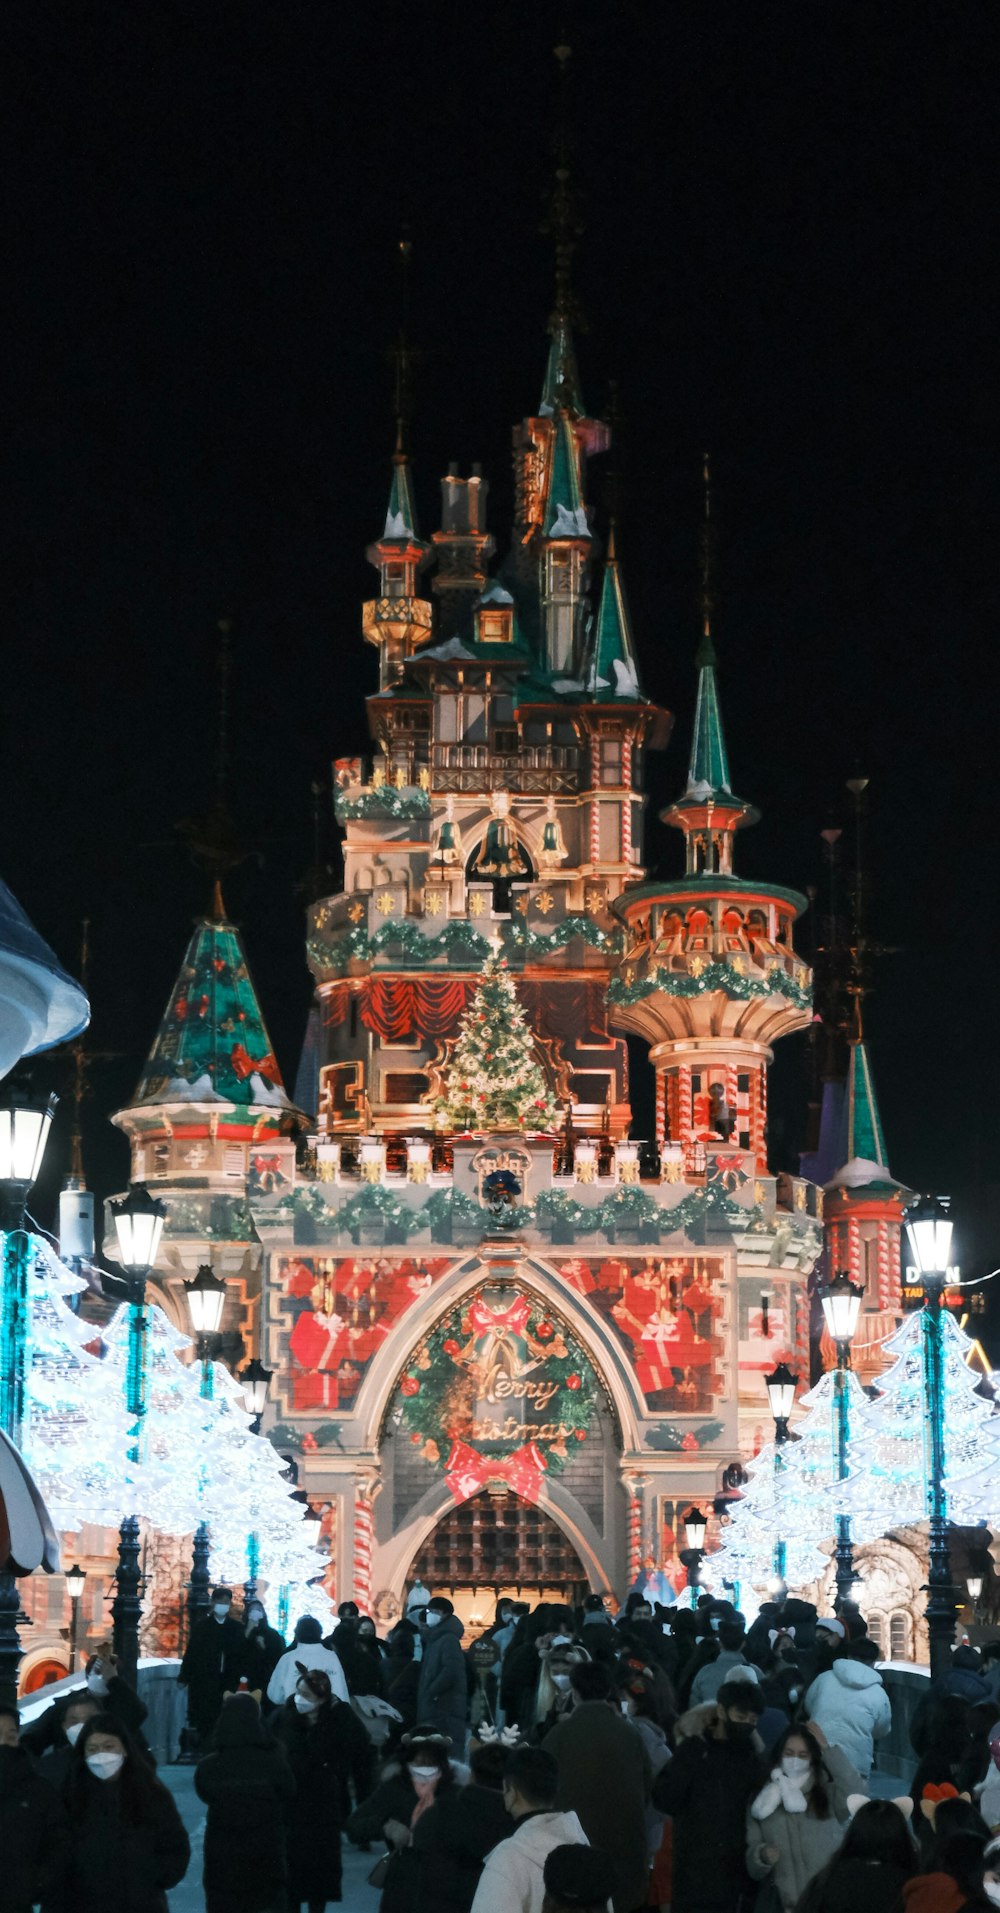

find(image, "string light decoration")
[713,1434,830,1592]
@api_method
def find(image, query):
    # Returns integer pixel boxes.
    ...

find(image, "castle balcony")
[362,596,433,647]
[431,741,581,795]
[608,878,812,1050]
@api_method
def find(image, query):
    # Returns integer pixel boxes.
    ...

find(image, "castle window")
[889,1612,910,1660]
[599,738,622,785]
[224,1145,244,1179]
[382,1071,429,1105]
[492,727,518,754]
[478,607,513,643]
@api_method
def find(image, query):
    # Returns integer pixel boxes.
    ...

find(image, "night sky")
[5,7,998,1291]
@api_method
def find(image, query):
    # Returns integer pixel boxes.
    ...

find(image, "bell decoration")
[538,801,567,870]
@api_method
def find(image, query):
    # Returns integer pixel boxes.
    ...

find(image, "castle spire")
[539,40,585,417]
[585,525,642,700]
[132,898,290,1111]
[837,1034,890,1172]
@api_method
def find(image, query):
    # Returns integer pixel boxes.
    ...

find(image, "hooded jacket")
[417,1614,468,1749]
[744,1743,863,1913]
[266,1639,350,1706]
[804,1660,892,1776]
[469,1808,590,1913]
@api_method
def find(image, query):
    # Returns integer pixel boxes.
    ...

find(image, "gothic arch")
[350,1251,645,1457]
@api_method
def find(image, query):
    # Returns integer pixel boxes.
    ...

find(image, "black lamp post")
[765,1362,798,1589]
[183,1264,228,1633]
[682,1506,708,1607]
[106,1183,165,1688]
[239,1357,273,1436]
[820,1273,864,1608]
[0,1083,56,1702]
[905,1193,960,1679]
[65,1562,86,1673]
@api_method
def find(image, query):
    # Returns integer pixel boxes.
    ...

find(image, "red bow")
[444,1440,547,1506]
[466,1297,531,1339]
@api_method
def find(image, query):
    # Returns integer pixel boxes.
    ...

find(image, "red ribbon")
[444,1440,547,1506]
[466,1297,531,1339]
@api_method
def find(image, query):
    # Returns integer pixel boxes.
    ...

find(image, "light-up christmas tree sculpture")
[714,1434,832,1594]
[434,952,561,1133]
[844,1306,1000,1539]
[18,1237,134,1528]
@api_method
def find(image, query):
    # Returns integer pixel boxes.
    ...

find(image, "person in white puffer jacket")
[804,1649,892,1777]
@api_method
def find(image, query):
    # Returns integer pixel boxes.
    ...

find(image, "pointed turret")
[585,531,642,700]
[540,317,585,418]
[363,432,433,685]
[837,1034,889,1173]
[132,894,290,1111]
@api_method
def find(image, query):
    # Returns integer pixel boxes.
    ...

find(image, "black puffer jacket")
[60,1768,190,1913]
[195,1738,295,1913]
[0,1745,71,1913]
[408,1784,512,1913]
[273,1698,374,1900]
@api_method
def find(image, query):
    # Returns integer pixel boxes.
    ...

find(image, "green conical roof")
[540,319,585,417]
[133,891,290,1109]
[545,415,589,538]
[685,630,732,797]
[585,541,642,699]
[838,1038,889,1171]
[382,450,420,540]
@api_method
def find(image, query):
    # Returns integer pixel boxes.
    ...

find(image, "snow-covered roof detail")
[383,508,415,539]
[548,503,591,539]
[478,581,515,606]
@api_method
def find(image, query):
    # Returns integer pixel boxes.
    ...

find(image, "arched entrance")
[411,1490,590,1612]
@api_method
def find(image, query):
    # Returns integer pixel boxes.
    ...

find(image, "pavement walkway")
[162,1766,379,1913]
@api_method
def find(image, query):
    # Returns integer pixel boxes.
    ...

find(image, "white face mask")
[425,1612,443,1628]
[65,1721,87,1747]
[294,1692,320,1714]
[621,1699,632,1716]
[409,1764,439,1781]
[86,1670,109,1698]
[247,1611,264,1629]
[984,1884,1000,1907]
[86,1750,125,1781]
[551,1672,572,1691]
[213,1604,231,1621]
[781,1755,813,1783]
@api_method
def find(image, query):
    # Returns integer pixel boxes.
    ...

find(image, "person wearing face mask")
[21,1642,150,1767]
[195,1691,295,1913]
[346,1727,457,1906]
[63,1714,190,1913]
[416,1596,469,1755]
[531,1643,590,1741]
[618,1673,671,1895]
[746,1723,863,1913]
[0,1703,71,1913]
[329,1610,387,1699]
[179,1586,246,1747]
[267,1613,351,1708]
[654,1678,766,1913]
[272,1665,374,1911]
[35,1693,101,1793]
[239,1597,286,1695]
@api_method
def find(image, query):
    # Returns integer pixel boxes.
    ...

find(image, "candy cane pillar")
[353,1478,381,1612]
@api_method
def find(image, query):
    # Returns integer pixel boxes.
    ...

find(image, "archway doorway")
[410,1491,590,1630]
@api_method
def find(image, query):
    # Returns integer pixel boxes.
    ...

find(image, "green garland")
[307,912,619,979]
[396,1298,595,1474]
[283,1179,761,1247]
[334,786,431,821]
[608,960,811,1010]
[646,1420,724,1452]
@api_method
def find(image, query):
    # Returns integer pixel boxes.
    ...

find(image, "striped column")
[626,1488,643,1588]
[353,1487,375,1612]
[678,1064,693,1168]
[590,738,601,864]
[848,1216,861,1287]
[655,1070,666,1146]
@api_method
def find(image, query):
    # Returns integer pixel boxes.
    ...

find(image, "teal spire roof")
[382,444,420,540]
[540,319,585,417]
[133,889,290,1109]
[545,415,590,538]
[585,535,642,699]
[685,627,732,798]
[837,1037,889,1171]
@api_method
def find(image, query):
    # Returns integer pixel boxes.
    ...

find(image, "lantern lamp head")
[239,1357,274,1420]
[765,1362,798,1431]
[821,1273,864,1350]
[65,1562,86,1600]
[0,1085,57,1220]
[904,1193,957,1291]
[684,1506,708,1552]
[967,1574,984,1602]
[184,1264,227,1337]
[109,1183,166,1280]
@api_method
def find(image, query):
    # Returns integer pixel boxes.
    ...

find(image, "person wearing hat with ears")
[470,1745,589,1913]
[195,1690,296,1913]
[346,1726,458,1910]
[804,1637,891,1780]
[273,1664,373,1911]
[417,1595,469,1754]
[179,1587,247,1746]
[542,1843,618,1913]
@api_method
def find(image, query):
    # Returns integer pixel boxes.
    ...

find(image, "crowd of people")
[7,1582,1000,1913]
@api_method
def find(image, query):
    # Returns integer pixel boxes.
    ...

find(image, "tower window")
[738,1073,750,1094]
[599,739,622,785]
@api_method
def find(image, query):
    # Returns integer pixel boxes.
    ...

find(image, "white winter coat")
[266,1641,350,1706]
[803,1660,891,1776]
[470,1808,593,1913]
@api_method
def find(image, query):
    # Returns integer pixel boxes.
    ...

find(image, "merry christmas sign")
[394,1286,596,1504]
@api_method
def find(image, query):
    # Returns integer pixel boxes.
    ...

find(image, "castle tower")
[111,883,301,1347]
[608,626,813,1170]
[362,434,433,688]
[821,1022,908,1383]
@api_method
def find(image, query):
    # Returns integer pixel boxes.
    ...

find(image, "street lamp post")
[0,1083,56,1703]
[683,1506,708,1608]
[765,1362,798,1589]
[183,1265,228,1632]
[238,1358,273,1437]
[65,1562,86,1673]
[905,1193,960,1680]
[106,1183,166,1689]
[821,1273,864,1609]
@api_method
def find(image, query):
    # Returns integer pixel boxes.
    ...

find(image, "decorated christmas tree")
[435,953,561,1132]
[844,1306,1000,1538]
[712,1436,831,1594]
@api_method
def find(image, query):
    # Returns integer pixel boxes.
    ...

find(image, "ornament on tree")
[434,954,560,1133]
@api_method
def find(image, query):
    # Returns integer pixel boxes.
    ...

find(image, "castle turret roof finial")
[539,39,586,417]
